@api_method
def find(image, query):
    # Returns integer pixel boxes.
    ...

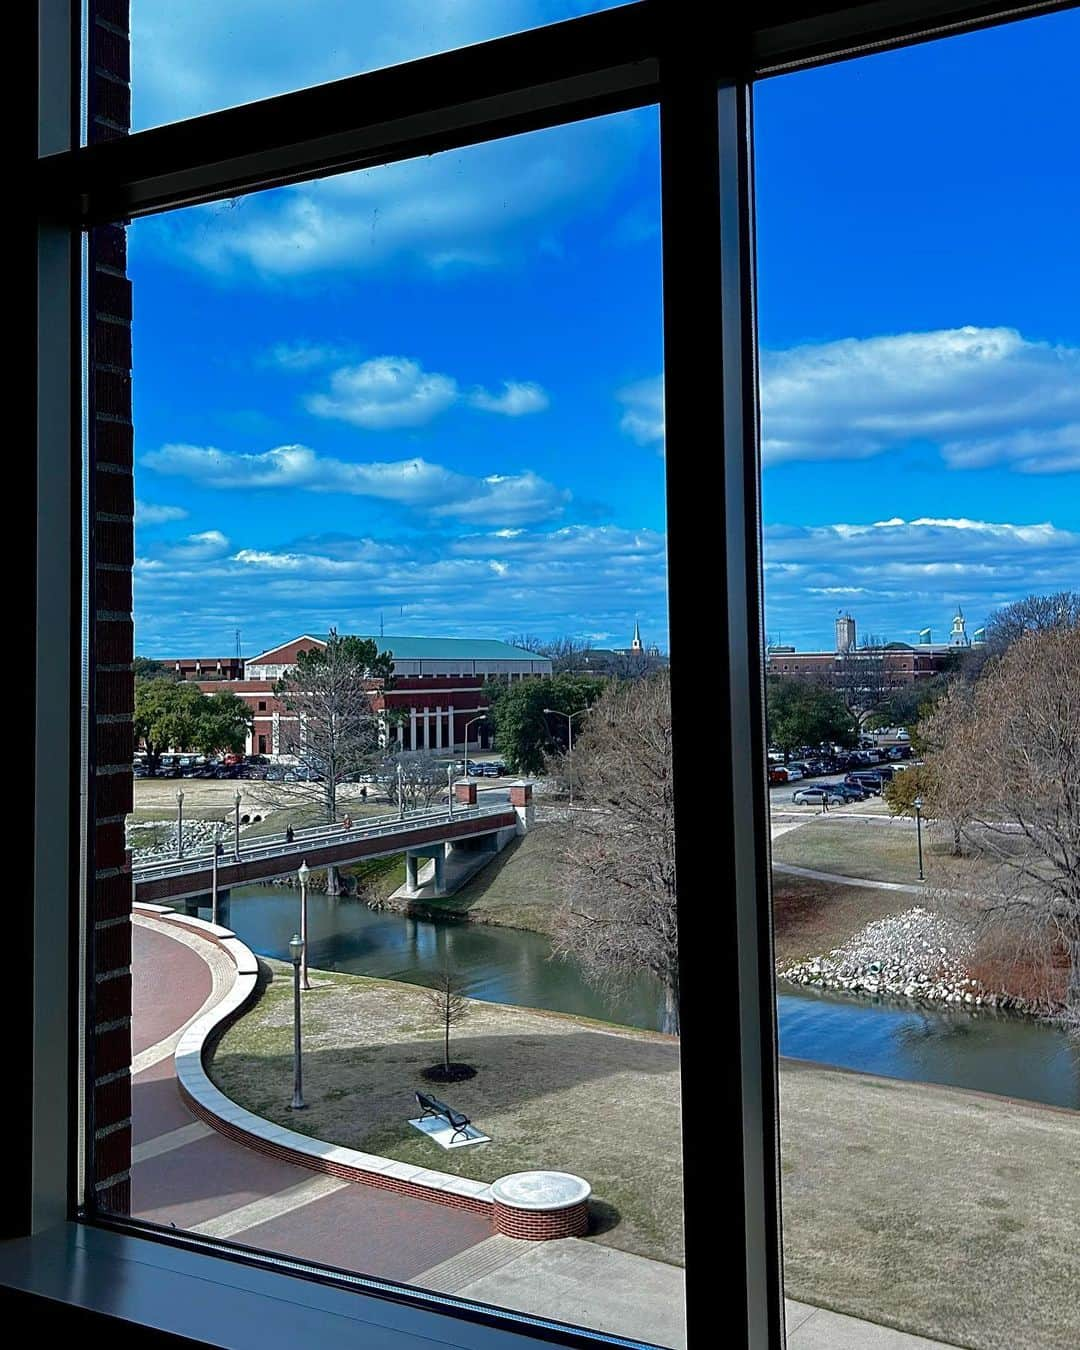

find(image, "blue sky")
[128,4,1079,657]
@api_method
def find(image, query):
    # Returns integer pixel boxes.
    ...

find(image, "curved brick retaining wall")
[137,904,591,1237]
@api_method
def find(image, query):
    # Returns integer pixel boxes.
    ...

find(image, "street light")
[210,827,222,925]
[464,715,487,778]
[913,795,925,882]
[396,759,405,821]
[176,788,184,859]
[297,860,311,991]
[543,707,589,808]
[233,789,242,861]
[447,763,455,818]
[288,933,306,1110]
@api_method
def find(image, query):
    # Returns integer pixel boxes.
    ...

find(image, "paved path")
[131,915,492,1281]
[772,860,927,895]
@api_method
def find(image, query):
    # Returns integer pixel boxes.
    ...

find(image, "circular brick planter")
[490,1170,591,1240]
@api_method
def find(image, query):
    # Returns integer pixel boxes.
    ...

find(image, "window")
[18,5,1078,1350]
[258,701,267,711]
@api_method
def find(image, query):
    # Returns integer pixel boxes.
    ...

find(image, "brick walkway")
[130,916,492,1283]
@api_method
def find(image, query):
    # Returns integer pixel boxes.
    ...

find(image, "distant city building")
[158,656,245,681]
[573,624,668,673]
[765,608,980,685]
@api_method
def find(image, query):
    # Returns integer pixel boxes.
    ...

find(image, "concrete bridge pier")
[179,889,231,928]
[405,853,419,895]
[404,846,447,897]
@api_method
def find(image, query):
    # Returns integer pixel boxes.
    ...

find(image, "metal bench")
[415,1090,472,1144]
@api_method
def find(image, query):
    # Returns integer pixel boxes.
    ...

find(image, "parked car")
[784,766,804,781]
[792,786,845,805]
[845,771,884,794]
[768,766,789,785]
[830,783,868,802]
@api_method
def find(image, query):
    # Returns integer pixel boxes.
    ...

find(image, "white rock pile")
[779,907,997,1006]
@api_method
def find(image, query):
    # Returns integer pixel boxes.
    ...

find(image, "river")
[223,886,1080,1111]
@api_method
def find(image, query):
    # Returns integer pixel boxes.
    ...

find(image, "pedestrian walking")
[343,813,352,830]
[285,823,294,842]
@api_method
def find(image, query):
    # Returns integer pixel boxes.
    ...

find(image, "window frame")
[17,1,1076,1346]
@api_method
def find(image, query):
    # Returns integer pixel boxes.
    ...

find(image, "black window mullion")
[659,38,783,1350]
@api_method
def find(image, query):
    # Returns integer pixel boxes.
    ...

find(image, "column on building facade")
[448,705,455,751]
[272,711,280,756]
[435,706,443,749]
[422,707,430,750]
[409,707,417,750]
[396,721,404,746]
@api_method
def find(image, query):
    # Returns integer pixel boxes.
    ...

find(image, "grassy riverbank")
[210,959,685,1266]
[389,824,567,934]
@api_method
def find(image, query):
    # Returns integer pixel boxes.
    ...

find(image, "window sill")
[0,1221,610,1349]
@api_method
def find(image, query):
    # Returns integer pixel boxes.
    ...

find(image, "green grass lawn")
[210,959,685,1267]
[771,816,997,890]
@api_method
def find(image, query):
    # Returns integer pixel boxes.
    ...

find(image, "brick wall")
[88,0,133,1216]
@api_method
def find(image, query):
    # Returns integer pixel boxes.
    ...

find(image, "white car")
[784,766,804,781]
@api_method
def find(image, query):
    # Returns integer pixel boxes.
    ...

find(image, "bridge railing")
[131,801,514,881]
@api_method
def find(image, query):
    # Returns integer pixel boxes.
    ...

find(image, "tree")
[265,629,393,830]
[373,750,443,811]
[134,678,205,770]
[552,672,680,1033]
[824,643,901,729]
[930,628,1080,1023]
[882,763,937,818]
[192,690,253,758]
[504,633,594,674]
[766,677,854,758]
[960,590,1080,680]
[866,670,954,731]
[421,967,472,1079]
[134,656,174,683]
[485,673,605,774]
[134,679,253,770]
[916,682,978,854]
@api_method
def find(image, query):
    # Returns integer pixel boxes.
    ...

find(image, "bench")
[416,1090,472,1144]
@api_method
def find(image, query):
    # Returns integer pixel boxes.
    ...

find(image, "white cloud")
[304,358,549,428]
[763,516,1080,646]
[305,358,459,428]
[617,376,664,447]
[143,442,569,525]
[261,341,350,372]
[135,500,188,525]
[761,327,1080,473]
[133,517,668,654]
[468,381,550,416]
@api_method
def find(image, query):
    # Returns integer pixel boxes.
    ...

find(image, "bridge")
[133,786,532,920]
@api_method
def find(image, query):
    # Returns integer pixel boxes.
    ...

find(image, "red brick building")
[193,633,551,758]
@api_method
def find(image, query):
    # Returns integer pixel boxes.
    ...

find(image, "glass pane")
[128,1,633,131]
[757,11,1080,1350]
[101,107,686,1346]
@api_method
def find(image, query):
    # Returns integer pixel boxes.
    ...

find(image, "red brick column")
[88,0,133,1216]
[454,782,478,806]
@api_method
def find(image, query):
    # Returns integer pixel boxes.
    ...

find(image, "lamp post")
[233,789,242,861]
[210,828,221,925]
[913,795,925,882]
[397,760,405,820]
[297,860,311,991]
[447,763,455,818]
[176,788,184,859]
[464,715,487,778]
[543,707,589,808]
[288,933,306,1110]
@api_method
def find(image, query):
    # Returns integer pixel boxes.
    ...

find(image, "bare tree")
[552,672,679,1033]
[255,630,391,892]
[373,750,444,812]
[505,632,595,674]
[931,628,1080,1023]
[825,642,901,731]
[916,682,979,855]
[421,968,472,1077]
